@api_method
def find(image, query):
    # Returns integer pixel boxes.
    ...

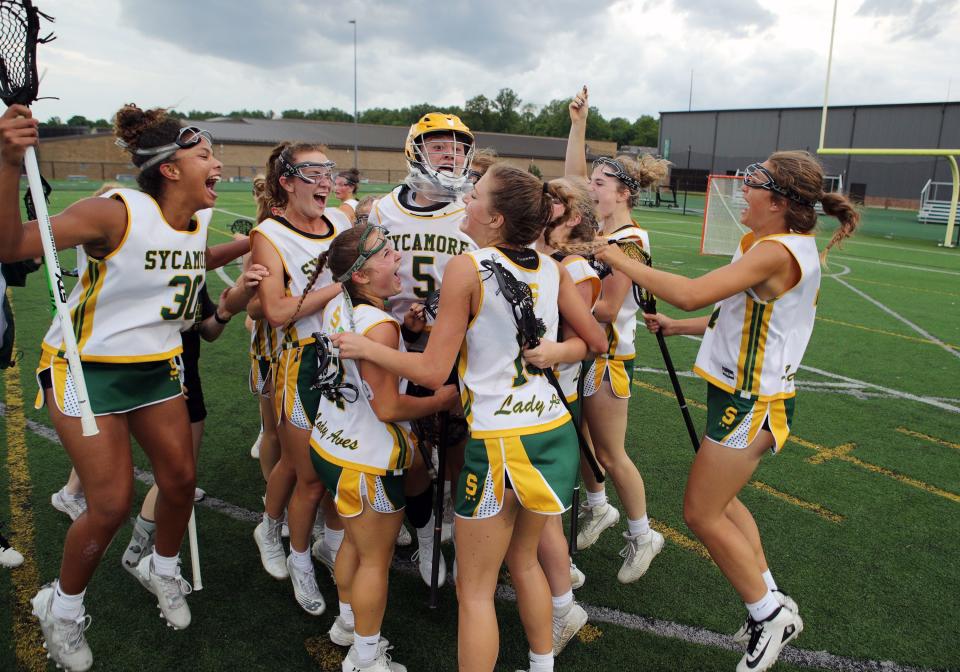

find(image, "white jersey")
[309,295,415,475]
[555,255,601,401]
[459,248,570,438]
[41,188,210,363]
[694,232,821,401]
[371,186,477,328]
[344,198,359,210]
[251,211,350,348]
[601,224,651,360]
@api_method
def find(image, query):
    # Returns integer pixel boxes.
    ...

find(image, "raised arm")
[564,86,590,180]
[596,240,795,312]
[333,254,476,389]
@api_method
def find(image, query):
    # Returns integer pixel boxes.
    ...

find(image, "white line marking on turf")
[677,336,960,413]
[215,266,234,286]
[829,275,960,361]
[824,263,851,278]
[0,405,938,672]
[212,206,253,220]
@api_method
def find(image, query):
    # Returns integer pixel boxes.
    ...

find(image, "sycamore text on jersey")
[143,249,206,271]
[387,232,472,255]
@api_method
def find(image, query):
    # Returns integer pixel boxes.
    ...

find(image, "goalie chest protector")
[458,247,569,438]
[41,188,210,363]
[694,232,821,401]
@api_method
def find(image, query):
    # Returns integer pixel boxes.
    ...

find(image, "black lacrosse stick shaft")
[429,412,449,609]
[643,294,700,453]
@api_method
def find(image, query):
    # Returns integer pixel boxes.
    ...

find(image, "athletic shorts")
[566,396,582,428]
[249,356,273,397]
[35,349,183,417]
[273,344,321,430]
[310,450,405,518]
[704,383,796,454]
[455,422,579,519]
[583,356,634,399]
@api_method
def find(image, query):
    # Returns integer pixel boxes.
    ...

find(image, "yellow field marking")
[577,623,604,644]
[632,380,706,411]
[304,635,343,671]
[816,316,960,350]
[209,224,235,239]
[649,518,712,561]
[630,379,960,505]
[4,292,45,671]
[748,481,844,523]
[844,276,960,299]
[790,437,960,505]
[895,426,960,452]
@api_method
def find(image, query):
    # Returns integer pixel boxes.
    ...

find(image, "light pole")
[349,19,358,169]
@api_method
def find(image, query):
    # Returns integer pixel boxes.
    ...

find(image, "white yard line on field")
[212,206,253,220]
[0,404,936,672]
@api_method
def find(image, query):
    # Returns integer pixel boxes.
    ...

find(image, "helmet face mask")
[404,113,475,201]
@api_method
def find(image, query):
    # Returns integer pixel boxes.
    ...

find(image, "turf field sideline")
[2,185,958,671]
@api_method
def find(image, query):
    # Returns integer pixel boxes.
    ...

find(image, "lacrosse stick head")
[230,218,254,235]
[423,290,441,320]
[613,239,657,313]
[0,0,53,107]
[309,332,359,403]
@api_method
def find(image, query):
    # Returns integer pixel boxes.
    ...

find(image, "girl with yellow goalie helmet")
[369,112,477,588]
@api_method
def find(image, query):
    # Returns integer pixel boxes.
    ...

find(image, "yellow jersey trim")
[41,342,183,363]
[469,411,571,439]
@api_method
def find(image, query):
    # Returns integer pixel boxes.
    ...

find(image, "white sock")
[443,480,452,499]
[355,631,380,664]
[585,489,606,508]
[151,551,179,577]
[339,601,355,627]
[262,512,280,528]
[627,515,650,536]
[746,590,780,622]
[61,487,84,501]
[324,525,344,552]
[528,649,554,672]
[761,569,778,592]
[417,513,435,544]
[51,581,85,620]
[289,546,313,572]
[552,590,574,613]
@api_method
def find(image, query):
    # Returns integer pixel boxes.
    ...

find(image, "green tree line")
[42,89,658,147]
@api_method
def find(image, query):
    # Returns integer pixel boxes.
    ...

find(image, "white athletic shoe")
[193,488,206,503]
[552,602,588,655]
[0,533,24,568]
[395,524,412,547]
[575,501,620,550]
[311,537,338,578]
[51,489,87,521]
[254,518,289,580]
[412,540,446,588]
[328,616,391,651]
[736,606,803,672]
[135,556,192,630]
[733,591,799,645]
[616,529,664,584]
[569,560,585,590]
[281,509,290,539]
[121,518,155,579]
[250,432,262,459]
[286,555,325,616]
[31,583,93,672]
[341,644,406,672]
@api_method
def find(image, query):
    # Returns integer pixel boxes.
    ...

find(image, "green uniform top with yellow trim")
[41,188,210,364]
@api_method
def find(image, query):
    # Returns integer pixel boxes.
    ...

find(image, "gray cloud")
[671,0,776,38]
[117,0,615,71]
[856,0,955,40]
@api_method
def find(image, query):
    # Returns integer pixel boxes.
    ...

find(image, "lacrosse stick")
[0,0,97,435]
[429,412,448,609]
[187,508,202,590]
[480,257,604,483]
[609,240,700,453]
[230,218,254,235]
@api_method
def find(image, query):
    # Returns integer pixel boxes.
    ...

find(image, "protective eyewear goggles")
[742,163,815,207]
[117,126,213,171]
[593,157,641,193]
[279,152,336,185]
[336,224,389,283]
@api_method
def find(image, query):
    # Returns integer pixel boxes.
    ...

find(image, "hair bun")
[113,104,168,150]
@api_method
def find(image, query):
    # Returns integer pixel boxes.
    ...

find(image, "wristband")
[214,310,231,325]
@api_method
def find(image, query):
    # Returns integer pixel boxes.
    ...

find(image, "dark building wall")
[659,103,960,203]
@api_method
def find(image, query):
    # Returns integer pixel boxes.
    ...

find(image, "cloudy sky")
[33,0,960,124]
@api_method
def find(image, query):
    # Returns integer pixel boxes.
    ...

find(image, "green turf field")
[1,184,958,671]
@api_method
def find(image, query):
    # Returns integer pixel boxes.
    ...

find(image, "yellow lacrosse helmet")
[403,113,475,199]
